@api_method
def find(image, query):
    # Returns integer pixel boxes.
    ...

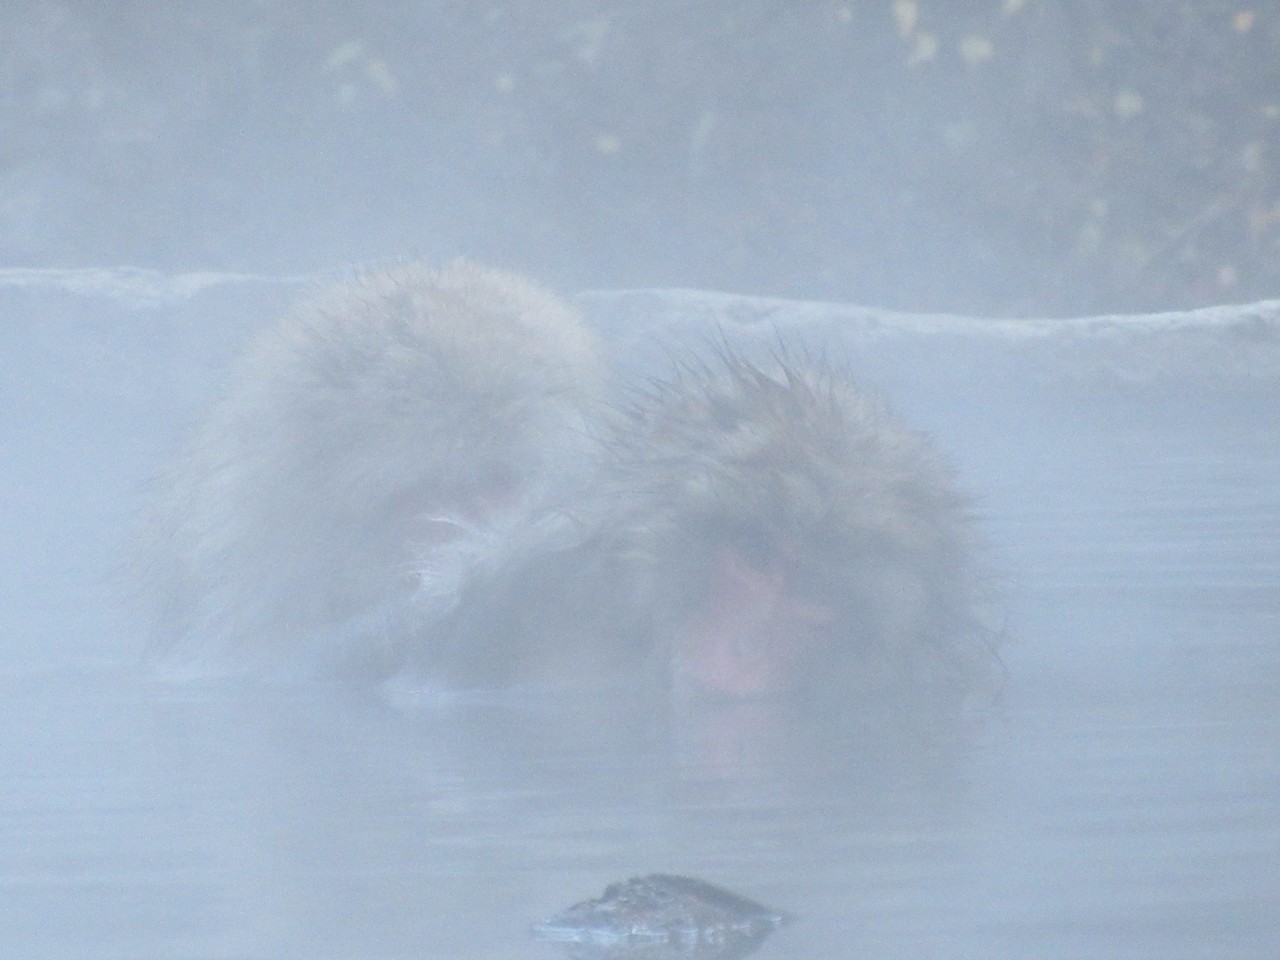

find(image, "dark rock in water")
[533,874,792,960]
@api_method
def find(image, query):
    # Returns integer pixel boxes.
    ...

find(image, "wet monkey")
[139,260,990,708]
[425,346,989,710]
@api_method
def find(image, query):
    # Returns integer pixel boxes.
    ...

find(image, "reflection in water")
[21,666,969,959]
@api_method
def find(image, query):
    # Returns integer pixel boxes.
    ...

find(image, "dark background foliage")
[4,0,1277,316]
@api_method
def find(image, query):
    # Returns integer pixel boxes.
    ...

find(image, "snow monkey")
[140,260,989,709]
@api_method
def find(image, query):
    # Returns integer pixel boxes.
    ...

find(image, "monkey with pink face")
[139,260,992,714]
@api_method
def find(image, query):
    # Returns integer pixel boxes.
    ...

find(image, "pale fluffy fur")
[426,349,992,707]
[138,262,993,713]
[138,260,601,672]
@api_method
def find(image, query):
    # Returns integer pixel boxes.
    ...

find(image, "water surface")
[2,292,1277,959]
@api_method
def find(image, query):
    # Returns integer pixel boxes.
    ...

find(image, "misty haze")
[2,4,1278,959]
